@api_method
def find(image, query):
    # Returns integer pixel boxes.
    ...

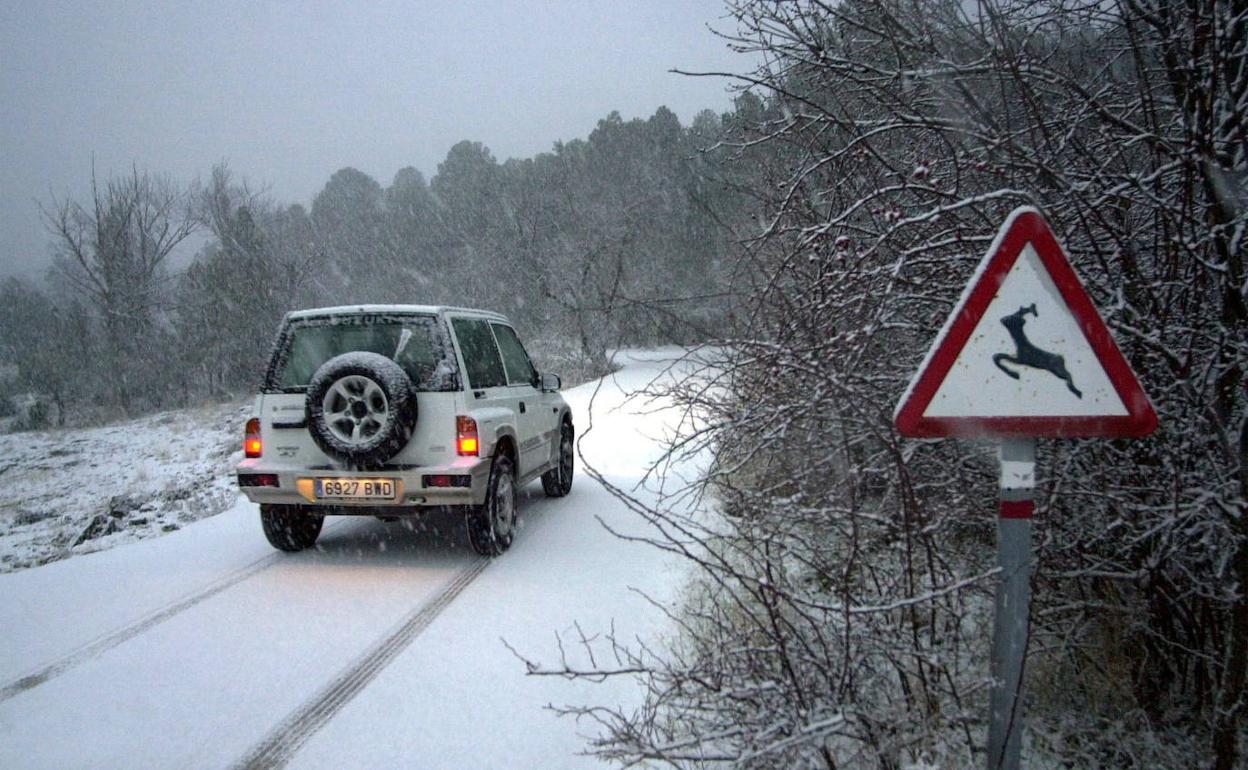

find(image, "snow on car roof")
[285,304,510,323]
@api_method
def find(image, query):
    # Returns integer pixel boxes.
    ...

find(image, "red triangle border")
[894,208,1157,438]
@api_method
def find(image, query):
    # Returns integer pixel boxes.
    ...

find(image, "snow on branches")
[528,0,1247,768]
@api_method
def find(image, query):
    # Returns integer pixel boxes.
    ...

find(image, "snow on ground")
[0,402,249,572]
[0,349,702,770]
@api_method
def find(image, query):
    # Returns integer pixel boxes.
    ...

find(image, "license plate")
[314,478,397,501]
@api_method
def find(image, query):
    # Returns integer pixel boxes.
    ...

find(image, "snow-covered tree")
[0,277,89,425]
[525,0,1246,767]
[43,167,194,414]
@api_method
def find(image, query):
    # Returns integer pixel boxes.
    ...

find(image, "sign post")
[989,437,1035,770]
[893,207,1157,769]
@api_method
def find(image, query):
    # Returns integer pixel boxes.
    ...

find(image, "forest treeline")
[0,105,742,424]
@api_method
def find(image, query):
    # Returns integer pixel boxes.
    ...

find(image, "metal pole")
[988,437,1035,770]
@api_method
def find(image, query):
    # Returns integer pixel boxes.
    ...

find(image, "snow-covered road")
[0,350,694,770]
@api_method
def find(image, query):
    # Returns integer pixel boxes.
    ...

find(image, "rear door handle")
[519,402,526,413]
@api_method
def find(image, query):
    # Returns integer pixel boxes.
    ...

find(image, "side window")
[451,318,507,389]
[491,324,537,386]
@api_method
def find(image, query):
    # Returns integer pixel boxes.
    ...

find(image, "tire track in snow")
[0,551,282,702]
[0,518,373,702]
[231,556,490,770]
[0,511,369,701]
[0,547,295,702]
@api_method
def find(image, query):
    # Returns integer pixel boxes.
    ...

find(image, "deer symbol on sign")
[992,304,1083,398]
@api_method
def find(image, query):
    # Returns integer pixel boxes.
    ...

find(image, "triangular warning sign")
[894,207,1157,438]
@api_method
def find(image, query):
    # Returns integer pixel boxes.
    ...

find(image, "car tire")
[305,352,418,467]
[260,504,324,551]
[466,454,516,556]
[541,420,574,497]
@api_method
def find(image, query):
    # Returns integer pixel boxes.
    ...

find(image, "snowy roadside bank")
[0,401,249,572]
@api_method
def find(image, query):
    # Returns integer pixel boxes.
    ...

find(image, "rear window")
[265,314,458,392]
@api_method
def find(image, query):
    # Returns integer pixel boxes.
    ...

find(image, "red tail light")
[244,417,262,458]
[456,416,478,456]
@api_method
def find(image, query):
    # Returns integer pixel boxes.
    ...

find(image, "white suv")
[236,305,574,556]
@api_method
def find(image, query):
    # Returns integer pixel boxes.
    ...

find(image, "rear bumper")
[235,456,492,509]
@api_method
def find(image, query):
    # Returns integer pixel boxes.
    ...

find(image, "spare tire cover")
[305,352,418,466]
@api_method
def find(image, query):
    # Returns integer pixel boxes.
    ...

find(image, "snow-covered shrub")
[526,338,620,388]
[535,0,1245,767]
[12,400,51,432]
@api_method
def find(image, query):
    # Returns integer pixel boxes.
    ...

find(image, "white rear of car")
[237,305,574,555]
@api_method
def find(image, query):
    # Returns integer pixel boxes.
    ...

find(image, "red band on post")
[1000,500,1034,519]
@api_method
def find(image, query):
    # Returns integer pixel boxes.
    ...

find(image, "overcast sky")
[0,0,747,283]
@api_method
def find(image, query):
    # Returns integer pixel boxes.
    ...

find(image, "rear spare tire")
[306,352,418,467]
